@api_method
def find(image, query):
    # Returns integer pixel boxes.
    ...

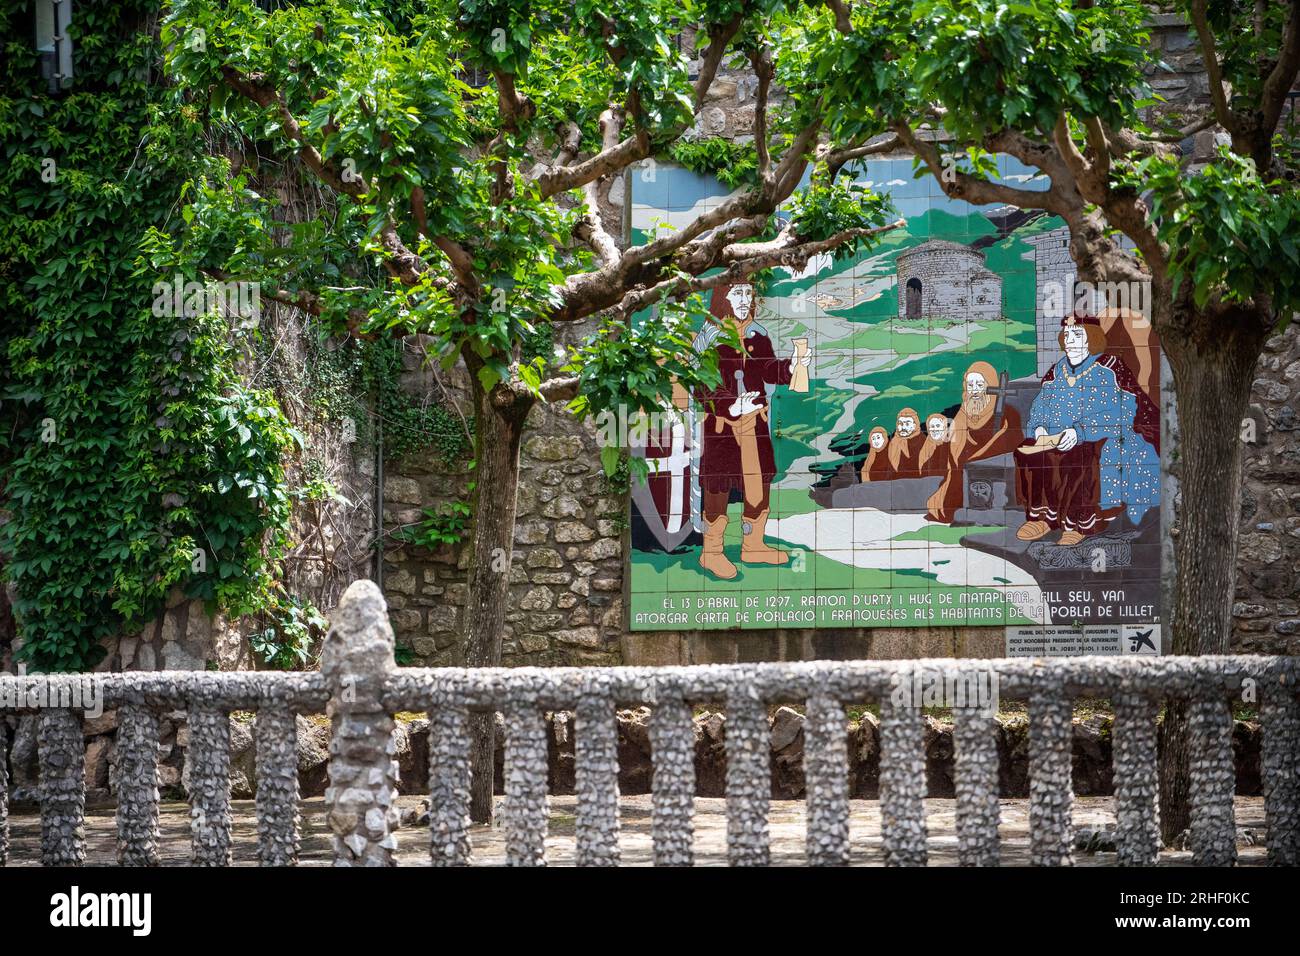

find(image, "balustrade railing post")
[115,701,161,866]
[0,723,8,866]
[38,707,86,866]
[953,703,1000,867]
[649,688,695,866]
[575,688,620,866]
[879,685,928,867]
[1260,678,1300,866]
[804,690,850,866]
[1028,683,1074,866]
[254,706,301,866]
[1188,695,1237,866]
[503,702,549,866]
[1112,693,1160,866]
[187,703,233,866]
[322,580,400,866]
[428,698,473,866]
[725,686,771,866]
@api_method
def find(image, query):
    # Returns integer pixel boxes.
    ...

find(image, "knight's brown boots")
[740,510,789,564]
[698,516,737,579]
[1016,520,1050,541]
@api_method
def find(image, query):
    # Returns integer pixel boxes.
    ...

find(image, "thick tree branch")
[1189,0,1240,134]
[750,46,775,182]
[539,15,743,201]
[537,134,650,198]
[1259,0,1300,139]
[695,16,744,105]
[574,179,621,267]
[1082,116,1111,183]
[820,134,902,181]
[826,0,853,33]
[894,122,1072,215]
[219,66,457,291]
[607,218,907,320]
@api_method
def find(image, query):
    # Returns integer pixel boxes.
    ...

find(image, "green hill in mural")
[790,210,1058,480]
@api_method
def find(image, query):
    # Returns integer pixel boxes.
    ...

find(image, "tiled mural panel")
[628,159,1163,656]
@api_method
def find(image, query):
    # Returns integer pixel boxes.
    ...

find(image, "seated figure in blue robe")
[1013,312,1161,547]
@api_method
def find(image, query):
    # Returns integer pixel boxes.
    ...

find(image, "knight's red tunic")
[694,326,791,495]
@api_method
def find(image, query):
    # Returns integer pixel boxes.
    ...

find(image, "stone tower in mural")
[1020,225,1075,376]
[1021,224,1142,376]
[895,240,1002,324]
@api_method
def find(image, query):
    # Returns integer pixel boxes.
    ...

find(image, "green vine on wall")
[0,0,298,672]
[668,137,760,189]
[286,333,472,465]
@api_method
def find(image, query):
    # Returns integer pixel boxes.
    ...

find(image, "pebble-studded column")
[428,702,473,866]
[953,704,1000,867]
[804,691,850,866]
[1112,693,1160,866]
[1028,686,1074,866]
[254,707,301,866]
[879,690,928,866]
[0,723,9,866]
[38,708,86,866]
[725,688,771,866]
[1258,681,1300,868]
[187,703,233,866]
[322,580,400,866]
[115,701,161,866]
[649,690,695,866]
[504,703,550,866]
[1188,696,1237,867]
[1260,680,1299,866]
[575,692,620,866]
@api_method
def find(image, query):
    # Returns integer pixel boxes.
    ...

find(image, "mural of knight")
[689,281,812,579]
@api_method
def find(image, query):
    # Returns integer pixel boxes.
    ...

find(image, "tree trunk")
[463,384,531,824]
[1157,314,1266,843]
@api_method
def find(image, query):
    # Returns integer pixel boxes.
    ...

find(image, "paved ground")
[4,795,1271,866]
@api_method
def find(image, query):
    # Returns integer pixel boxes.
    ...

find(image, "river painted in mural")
[627,156,1163,655]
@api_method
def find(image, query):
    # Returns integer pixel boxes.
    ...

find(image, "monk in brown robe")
[886,408,925,477]
[916,413,952,478]
[859,426,891,482]
[926,361,1023,522]
[692,281,811,579]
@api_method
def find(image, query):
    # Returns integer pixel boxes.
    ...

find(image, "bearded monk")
[859,426,892,482]
[926,361,1023,523]
[692,281,812,579]
[886,408,925,477]
[916,413,952,478]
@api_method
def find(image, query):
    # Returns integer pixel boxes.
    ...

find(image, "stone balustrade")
[1,580,1296,867]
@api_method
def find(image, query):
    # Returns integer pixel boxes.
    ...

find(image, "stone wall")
[372,11,1300,666]
[1236,329,1300,650]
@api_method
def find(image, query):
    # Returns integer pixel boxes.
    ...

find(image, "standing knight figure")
[690,281,812,579]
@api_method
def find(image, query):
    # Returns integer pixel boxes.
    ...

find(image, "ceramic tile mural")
[626,158,1164,655]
